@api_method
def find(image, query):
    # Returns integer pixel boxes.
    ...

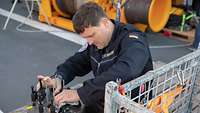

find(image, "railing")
[104,49,200,113]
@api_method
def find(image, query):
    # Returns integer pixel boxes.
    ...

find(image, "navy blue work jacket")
[55,21,153,113]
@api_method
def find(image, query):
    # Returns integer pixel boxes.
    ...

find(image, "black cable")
[11,0,22,4]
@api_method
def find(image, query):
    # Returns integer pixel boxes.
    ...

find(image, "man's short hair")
[72,2,107,34]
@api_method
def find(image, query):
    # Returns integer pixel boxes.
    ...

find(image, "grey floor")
[0,1,194,113]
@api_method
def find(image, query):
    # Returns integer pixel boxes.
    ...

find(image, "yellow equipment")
[38,0,181,32]
[147,86,183,113]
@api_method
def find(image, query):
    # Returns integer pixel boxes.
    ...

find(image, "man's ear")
[101,18,109,28]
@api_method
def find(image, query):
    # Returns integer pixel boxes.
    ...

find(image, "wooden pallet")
[163,28,196,43]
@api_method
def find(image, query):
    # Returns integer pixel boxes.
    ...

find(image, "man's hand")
[37,75,62,95]
[54,89,80,107]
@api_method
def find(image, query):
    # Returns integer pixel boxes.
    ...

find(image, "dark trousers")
[81,106,103,113]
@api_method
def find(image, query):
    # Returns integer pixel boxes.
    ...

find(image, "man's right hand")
[37,75,62,96]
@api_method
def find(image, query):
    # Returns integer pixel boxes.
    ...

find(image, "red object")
[163,30,172,37]
[118,85,125,96]
[141,84,145,93]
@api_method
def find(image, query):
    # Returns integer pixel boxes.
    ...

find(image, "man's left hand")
[54,89,80,106]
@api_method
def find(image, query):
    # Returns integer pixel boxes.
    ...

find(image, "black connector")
[31,86,37,106]
[37,80,46,102]
[37,80,46,113]
[38,103,44,113]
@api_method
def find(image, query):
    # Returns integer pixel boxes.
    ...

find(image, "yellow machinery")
[147,86,183,113]
[38,0,182,32]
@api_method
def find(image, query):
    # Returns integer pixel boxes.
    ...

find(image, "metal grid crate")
[104,49,200,113]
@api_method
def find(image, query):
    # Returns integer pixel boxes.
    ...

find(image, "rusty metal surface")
[56,0,90,16]
[124,0,152,24]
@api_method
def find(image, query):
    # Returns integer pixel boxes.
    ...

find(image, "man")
[37,2,153,113]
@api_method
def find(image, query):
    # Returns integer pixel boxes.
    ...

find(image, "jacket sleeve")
[55,47,92,85]
[77,37,151,105]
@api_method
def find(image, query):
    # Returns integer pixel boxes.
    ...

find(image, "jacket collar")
[103,20,123,52]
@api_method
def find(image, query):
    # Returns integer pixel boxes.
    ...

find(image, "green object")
[25,105,33,110]
[180,12,196,31]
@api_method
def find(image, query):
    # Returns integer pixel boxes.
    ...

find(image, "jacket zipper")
[90,56,117,75]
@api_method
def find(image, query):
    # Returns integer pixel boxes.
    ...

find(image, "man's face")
[80,19,111,49]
